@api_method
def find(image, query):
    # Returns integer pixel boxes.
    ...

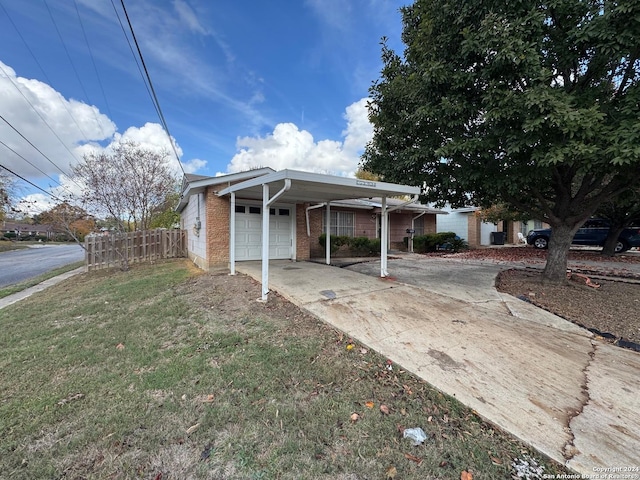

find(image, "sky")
[0,0,408,214]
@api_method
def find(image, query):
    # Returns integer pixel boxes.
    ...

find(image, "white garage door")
[235,204,293,261]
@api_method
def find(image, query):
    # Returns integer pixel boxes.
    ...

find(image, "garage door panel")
[235,206,292,261]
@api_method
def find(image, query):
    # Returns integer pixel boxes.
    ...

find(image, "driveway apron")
[236,257,640,474]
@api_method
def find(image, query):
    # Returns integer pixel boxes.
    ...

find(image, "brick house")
[177,168,444,274]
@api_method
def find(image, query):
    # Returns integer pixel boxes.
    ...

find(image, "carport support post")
[381,196,388,277]
[230,192,236,275]
[261,184,270,301]
[325,202,331,265]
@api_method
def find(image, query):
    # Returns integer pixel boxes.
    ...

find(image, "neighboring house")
[1,221,58,239]
[177,168,445,273]
[435,205,547,247]
[435,205,496,246]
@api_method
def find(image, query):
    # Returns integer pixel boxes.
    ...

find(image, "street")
[0,244,85,288]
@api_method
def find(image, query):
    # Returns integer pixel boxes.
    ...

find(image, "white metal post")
[261,184,270,301]
[381,196,388,277]
[230,192,236,275]
[325,202,331,265]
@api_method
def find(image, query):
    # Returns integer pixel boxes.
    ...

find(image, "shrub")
[411,232,468,253]
[318,235,381,257]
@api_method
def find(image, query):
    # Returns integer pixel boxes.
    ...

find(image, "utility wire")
[117,0,185,175]
[0,0,94,145]
[43,0,107,138]
[0,139,64,189]
[0,113,84,191]
[73,0,114,121]
[0,163,62,201]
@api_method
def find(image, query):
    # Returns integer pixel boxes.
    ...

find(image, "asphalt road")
[0,244,85,288]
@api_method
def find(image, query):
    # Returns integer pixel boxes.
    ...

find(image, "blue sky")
[0,0,407,213]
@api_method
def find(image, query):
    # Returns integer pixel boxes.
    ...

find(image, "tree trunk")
[542,224,575,285]
[602,225,625,257]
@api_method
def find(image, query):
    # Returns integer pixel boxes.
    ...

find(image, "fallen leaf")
[204,394,215,403]
[380,404,390,415]
[490,456,502,465]
[116,343,125,350]
[153,473,162,480]
[400,408,407,416]
[350,412,360,422]
[346,344,354,351]
[365,401,374,409]
[385,465,397,479]
[461,470,473,480]
[404,453,423,465]
[186,423,200,435]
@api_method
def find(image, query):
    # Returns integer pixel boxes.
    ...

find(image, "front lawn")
[0,260,568,479]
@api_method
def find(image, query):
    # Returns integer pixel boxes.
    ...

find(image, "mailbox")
[406,228,415,234]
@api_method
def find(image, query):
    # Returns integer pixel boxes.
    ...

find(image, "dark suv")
[526,219,640,253]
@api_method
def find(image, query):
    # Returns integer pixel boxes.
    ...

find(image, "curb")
[0,267,86,310]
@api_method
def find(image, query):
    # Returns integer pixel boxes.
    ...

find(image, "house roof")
[177,167,276,212]
[216,169,422,204]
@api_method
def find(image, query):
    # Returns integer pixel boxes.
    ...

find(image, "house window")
[322,211,355,237]
[414,216,425,235]
[235,205,246,213]
[249,206,261,214]
[279,208,290,216]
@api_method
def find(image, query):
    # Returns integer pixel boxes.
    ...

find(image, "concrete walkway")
[237,256,640,475]
[0,267,85,310]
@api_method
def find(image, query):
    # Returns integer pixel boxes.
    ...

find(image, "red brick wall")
[295,204,310,261]
[205,186,230,270]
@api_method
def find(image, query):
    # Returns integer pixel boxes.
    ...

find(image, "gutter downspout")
[409,211,426,253]
[260,179,291,302]
[306,203,326,237]
[325,202,331,265]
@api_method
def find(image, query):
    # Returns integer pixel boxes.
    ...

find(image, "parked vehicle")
[526,219,640,253]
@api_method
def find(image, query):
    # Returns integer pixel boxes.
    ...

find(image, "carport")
[217,169,422,301]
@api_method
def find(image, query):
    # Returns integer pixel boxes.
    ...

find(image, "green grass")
[0,259,570,479]
[0,261,85,299]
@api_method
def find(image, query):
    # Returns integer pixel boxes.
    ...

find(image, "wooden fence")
[85,229,186,271]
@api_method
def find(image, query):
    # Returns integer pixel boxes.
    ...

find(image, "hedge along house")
[177,168,440,301]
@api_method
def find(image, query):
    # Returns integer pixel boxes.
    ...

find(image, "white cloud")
[0,60,116,178]
[183,158,208,173]
[226,98,373,176]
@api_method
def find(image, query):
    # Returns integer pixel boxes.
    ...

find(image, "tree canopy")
[72,141,179,232]
[363,0,640,283]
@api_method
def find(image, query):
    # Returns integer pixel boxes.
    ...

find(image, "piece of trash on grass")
[186,423,200,435]
[404,452,423,465]
[403,427,427,446]
[346,343,355,351]
[57,393,85,406]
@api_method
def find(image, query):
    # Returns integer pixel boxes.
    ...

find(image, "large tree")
[363,0,640,283]
[73,141,179,232]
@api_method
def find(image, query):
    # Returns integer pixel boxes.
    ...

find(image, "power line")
[43,0,107,138]
[0,0,95,148]
[117,0,186,175]
[73,0,114,121]
[0,139,63,188]
[0,163,62,202]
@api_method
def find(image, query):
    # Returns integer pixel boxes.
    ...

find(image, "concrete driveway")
[237,254,640,475]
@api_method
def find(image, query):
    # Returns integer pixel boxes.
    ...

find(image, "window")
[414,216,425,235]
[249,206,261,214]
[322,211,355,237]
[279,208,290,216]
[235,205,246,213]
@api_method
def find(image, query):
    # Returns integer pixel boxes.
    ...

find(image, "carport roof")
[216,169,422,203]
